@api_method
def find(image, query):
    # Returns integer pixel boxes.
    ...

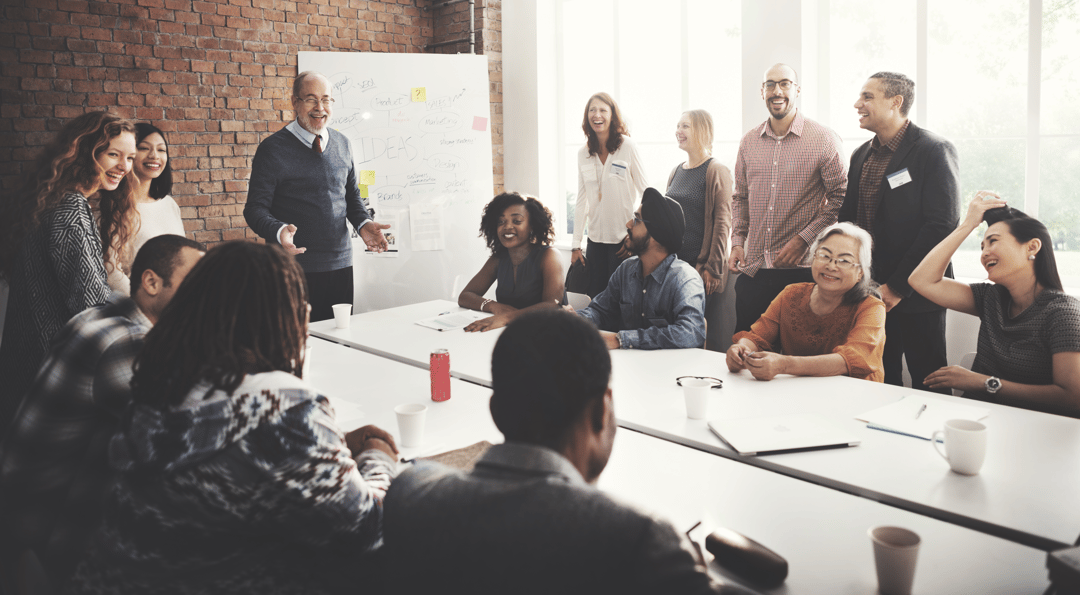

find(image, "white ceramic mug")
[869,525,921,595]
[332,303,353,329]
[395,403,428,448]
[932,419,987,476]
[678,377,720,420]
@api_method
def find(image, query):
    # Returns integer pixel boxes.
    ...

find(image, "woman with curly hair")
[458,192,565,332]
[106,122,187,294]
[0,111,138,429]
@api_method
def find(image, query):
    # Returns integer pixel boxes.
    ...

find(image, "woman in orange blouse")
[726,222,886,382]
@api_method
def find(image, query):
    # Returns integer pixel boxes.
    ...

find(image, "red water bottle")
[430,348,451,402]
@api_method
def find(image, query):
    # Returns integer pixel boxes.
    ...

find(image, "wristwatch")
[984,376,1002,394]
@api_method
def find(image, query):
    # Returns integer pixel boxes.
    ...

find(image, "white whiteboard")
[298,52,494,312]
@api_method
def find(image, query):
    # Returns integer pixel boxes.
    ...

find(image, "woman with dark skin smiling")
[458,192,564,332]
[727,223,886,382]
[909,192,1080,417]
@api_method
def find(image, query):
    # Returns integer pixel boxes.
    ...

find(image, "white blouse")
[573,136,649,249]
[107,195,187,295]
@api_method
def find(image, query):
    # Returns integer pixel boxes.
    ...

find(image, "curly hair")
[0,111,138,278]
[581,92,628,156]
[131,241,310,407]
[478,192,555,255]
[135,122,173,199]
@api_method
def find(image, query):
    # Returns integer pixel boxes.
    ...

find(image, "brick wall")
[0,0,503,246]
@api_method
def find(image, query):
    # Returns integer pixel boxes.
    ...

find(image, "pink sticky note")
[472,116,488,132]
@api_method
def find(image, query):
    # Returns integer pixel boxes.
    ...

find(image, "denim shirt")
[578,254,705,349]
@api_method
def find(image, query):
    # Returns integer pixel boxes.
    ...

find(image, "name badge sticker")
[610,161,629,180]
[887,168,913,190]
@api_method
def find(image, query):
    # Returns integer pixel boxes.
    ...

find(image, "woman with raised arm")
[726,222,886,382]
[572,92,649,298]
[106,122,187,294]
[909,192,1080,417]
[458,192,564,332]
[0,111,138,426]
[667,109,733,351]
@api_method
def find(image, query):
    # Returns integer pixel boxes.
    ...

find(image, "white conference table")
[303,336,501,458]
[311,300,1080,550]
[306,333,1051,594]
[601,429,1050,595]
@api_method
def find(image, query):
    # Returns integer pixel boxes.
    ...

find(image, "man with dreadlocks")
[69,241,398,595]
[1,234,204,590]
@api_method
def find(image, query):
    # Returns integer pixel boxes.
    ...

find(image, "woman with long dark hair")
[106,122,186,294]
[0,111,137,427]
[71,241,399,594]
[910,192,1080,417]
[571,92,649,298]
[458,192,564,332]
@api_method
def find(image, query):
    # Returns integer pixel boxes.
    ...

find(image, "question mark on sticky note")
[411,87,426,102]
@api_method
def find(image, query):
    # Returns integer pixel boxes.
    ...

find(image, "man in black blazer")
[839,72,960,393]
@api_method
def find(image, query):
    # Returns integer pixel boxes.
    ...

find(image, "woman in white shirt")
[572,92,649,298]
[106,123,187,294]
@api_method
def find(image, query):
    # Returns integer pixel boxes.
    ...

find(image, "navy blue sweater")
[244,126,371,273]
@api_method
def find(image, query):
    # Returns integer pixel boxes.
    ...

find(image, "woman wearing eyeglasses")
[572,92,649,298]
[726,222,886,381]
[667,109,732,351]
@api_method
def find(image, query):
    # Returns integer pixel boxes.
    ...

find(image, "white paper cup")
[932,419,987,476]
[395,403,428,448]
[332,303,352,329]
[869,526,920,595]
[681,378,712,420]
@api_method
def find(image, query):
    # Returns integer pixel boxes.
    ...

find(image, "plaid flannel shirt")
[732,112,848,277]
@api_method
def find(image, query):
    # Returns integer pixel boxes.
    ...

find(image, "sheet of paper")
[364,210,401,258]
[415,310,491,331]
[410,204,444,251]
[327,397,366,429]
[856,394,989,440]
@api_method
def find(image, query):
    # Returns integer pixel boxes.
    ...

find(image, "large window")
[809,0,1080,287]
[548,0,742,239]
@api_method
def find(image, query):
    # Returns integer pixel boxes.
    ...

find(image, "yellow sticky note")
[360,170,376,185]
[359,184,368,198]
[411,87,426,102]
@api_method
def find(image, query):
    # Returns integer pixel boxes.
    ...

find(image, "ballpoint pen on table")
[915,404,927,419]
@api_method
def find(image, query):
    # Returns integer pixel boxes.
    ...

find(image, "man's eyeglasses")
[813,252,859,270]
[631,214,643,226]
[762,80,797,92]
[300,97,335,108]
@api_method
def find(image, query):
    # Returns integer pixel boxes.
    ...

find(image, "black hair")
[983,206,1063,291]
[129,234,204,298]
[478,192,555,255]
[869,71,915,117]
[131,241,309,406]
[490,309,611,449]
[135,122,173,199]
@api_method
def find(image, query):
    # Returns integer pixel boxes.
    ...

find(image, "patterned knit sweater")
[70,371,396,594]
[0,191,110,438]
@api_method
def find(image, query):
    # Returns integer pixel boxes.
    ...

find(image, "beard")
[624,230,651,256]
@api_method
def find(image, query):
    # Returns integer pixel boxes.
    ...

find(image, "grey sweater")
[244,126,371,273]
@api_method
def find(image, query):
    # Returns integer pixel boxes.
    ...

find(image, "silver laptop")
[708,413,861,456]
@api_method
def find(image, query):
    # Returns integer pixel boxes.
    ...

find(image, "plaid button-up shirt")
[0,294,150,574]
[856,120,910,233]
[732,111,848,277]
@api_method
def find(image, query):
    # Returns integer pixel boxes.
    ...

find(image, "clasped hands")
[345,424,399,459]
[726,342,785,381]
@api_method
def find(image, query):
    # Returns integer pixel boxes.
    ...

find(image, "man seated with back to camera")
[382,309,754,594]
[0,234,204,589]
[574,187,706,349]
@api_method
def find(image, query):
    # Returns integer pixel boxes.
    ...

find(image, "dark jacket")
[840,121,960,314]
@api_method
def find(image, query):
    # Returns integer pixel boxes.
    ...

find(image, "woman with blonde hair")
[572,92,649,298]
[0,111,138,427]
[667,109,733,351]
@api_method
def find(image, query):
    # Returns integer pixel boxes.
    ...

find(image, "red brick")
[163,59,189,71]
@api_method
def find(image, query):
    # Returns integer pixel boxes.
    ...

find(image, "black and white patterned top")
[964,282,1080,414]
[0,191,109,437]
[667,158,711,266]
